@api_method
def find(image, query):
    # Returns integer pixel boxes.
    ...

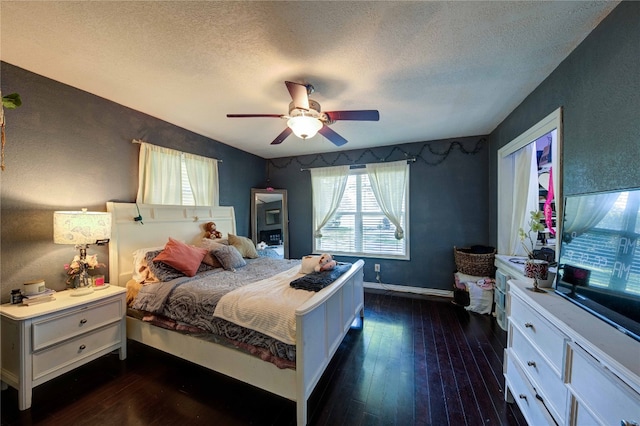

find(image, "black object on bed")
[290,262,352,292]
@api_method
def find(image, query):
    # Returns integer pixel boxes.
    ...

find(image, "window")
[136,141,219,206]
[180,156,195,206]
[313,165,409,259]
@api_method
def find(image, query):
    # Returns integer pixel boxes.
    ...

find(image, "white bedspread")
[213,265,312,345]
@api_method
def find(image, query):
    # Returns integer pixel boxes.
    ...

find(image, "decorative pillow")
[153,237,208,277]
[197,238,226,268]
[132,245,164,283]
[146,250,184,282]
[228,234,259,259]
[212,245,246,271]
[299,255,321,274]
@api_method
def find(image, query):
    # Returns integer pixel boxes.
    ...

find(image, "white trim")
[498,107,562,158]
[364,281,453,298]
[497,107,563,258]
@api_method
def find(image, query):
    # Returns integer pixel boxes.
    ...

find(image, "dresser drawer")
[32,323,121,381]
[510,325,568,423]
[32,298,122,351]
[568,344,640,426]
[495,269,508,292]
[509,294,567,373]
[495,305,507,331]
[504,352,556,426]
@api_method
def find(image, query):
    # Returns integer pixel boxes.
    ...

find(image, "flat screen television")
[555,187,640,342]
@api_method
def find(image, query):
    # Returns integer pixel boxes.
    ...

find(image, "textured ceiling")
[1,1,619,159]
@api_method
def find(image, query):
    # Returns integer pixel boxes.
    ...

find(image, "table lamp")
[53,209,111,296]
[525,259,549,293]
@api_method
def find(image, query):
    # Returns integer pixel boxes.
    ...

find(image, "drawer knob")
[518,394,527,401]
[527,361,536,367]
[524,322,533,328]
[79,344,86,352]
[79,318,88,325]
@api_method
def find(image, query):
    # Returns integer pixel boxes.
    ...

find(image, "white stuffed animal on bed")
[315,253,337,272]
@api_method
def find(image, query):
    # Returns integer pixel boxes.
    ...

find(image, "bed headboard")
[106,202,236,287]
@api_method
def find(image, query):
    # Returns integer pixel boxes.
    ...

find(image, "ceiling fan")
[227,81,379,146]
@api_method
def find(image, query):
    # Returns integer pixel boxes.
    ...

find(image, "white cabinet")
[495,254,555,331]
[505,279,640,425]
[0,286,127,410]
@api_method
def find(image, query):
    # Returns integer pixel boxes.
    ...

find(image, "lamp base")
[71,287,94,296]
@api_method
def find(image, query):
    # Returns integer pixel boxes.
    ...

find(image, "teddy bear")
[315,253,337,272]
[204,221,222,239]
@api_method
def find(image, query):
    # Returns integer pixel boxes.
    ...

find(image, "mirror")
[251,188,288,259]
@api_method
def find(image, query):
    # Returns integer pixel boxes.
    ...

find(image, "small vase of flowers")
[519,210,545,259]
[519,210,549,292]
[65,253,106,288]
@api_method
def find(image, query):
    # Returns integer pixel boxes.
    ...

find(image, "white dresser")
[505,279,640,425]
[494,255,555,331]
[0,286,127,410]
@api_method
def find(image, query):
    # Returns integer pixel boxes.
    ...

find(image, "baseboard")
[364,281,453,298]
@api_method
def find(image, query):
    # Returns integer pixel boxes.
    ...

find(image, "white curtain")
[136,143,182,204]
[508,143,539,256]
[366,160,408,239]
[183,152,219,206]
[136,141,219,206]
[564,192,619,237]
[310,165,349,238]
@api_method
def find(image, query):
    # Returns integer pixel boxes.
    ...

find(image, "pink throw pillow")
[153,238,207,277]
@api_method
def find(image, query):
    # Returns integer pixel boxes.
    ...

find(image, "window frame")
[312,167,410,260]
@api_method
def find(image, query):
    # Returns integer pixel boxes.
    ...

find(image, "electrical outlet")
[374,264,380,272]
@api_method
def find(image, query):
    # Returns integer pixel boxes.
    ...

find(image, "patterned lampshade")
[53,210,112,245]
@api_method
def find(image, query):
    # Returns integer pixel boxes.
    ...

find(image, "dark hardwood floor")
[1,289,525,426]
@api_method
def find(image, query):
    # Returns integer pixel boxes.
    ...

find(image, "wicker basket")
[454,246,496,277]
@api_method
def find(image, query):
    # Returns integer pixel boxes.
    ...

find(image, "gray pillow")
[212,245,246,271]
[145,250,183,281]
[146,249,216,281]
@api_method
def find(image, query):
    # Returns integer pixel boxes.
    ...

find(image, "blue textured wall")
[0,63,266,300]
[266,137,490,289]
[488,1,640,245]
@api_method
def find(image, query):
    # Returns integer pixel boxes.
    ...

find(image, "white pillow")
[132,246,164,282]
[299,255,321,274]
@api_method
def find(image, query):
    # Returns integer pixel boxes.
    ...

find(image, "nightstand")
[0,285,127,410]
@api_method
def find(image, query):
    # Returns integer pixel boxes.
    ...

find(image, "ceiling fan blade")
[285,81,310,111]
[318,125,348,147]
[227,114,284,118]
[270,127,293,145]
[324,110,380,121]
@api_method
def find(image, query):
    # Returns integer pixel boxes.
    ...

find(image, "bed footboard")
[295,259,365,425]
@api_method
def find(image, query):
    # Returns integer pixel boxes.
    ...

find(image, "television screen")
[555,187,640,342]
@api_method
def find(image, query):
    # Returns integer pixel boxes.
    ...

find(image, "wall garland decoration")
[266,137,486,171]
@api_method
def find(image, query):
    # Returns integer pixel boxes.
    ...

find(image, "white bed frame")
[106,202,364,425]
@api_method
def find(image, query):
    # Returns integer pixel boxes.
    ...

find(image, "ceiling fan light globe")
[287,116,322,140]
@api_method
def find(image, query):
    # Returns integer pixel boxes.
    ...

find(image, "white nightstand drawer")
[510,294,567,372]
[32,323,121,381]
[32,298,122,351]
[568,344,640,426]
[510,325,567,423]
